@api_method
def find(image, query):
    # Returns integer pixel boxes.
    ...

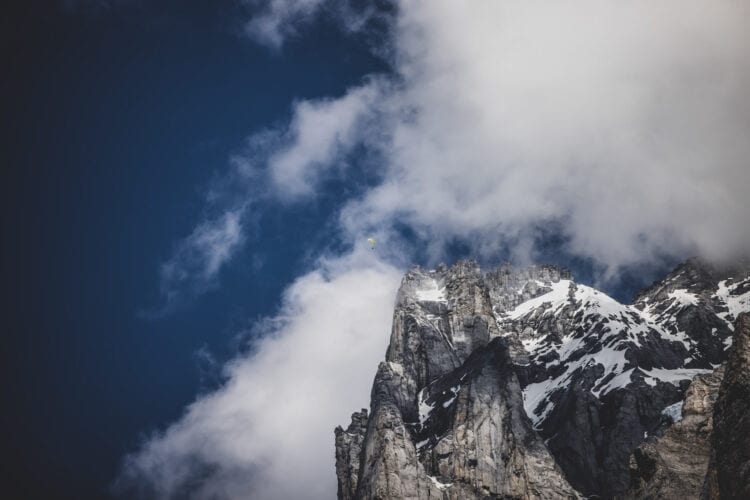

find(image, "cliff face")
[622,312,750,500]
[335,409,368,500]
[335,260,750,499]
[337,262,577,499]
[703,312,750,499]
[623,367,724,499]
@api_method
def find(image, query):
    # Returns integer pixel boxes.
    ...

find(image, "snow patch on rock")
[416,279,446,302]
[662,401,683,423]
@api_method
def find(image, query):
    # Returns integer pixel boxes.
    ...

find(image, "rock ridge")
[335,259,750,499]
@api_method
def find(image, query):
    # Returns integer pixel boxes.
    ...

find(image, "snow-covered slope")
[492,259,749,495]
[497,273,746,427]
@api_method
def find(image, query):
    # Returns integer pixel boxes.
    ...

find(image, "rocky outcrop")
[335,259,750,499]
[352,338,578,499]
[622,367,724,499]
[355,383,443,499]
[485,264,571,313]
[335,409,369,500]
[337,262,578,499]
[703,313,750,499]
[415,338,578,499]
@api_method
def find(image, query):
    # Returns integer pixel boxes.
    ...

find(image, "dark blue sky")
[2,2,387,498]
[1,2,676,498]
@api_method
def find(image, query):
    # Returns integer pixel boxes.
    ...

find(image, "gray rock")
[335,259,750,499]
[339,261,579,499]
[622,367,724,499]
[335,409,369,500]
[418,338,578,499]
[505,259,749,496]
[703,313,750,499]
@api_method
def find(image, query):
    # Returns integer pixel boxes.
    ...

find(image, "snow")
[724,335,733,349]
[662,401,683,423]
[518,283,647,420]
[417,388,435,428]
[638,290,695,349]
[521,334,546,353]
[416,280,446,302]
[387,361,404,376]
[642,367,712,386]
[668,289,700,307]
[503,274,750,430]
[507,280,572,319]
[513,280,711,427]
[522,379,557,428]
[714,279,750,329]
[427,475,452,490]
[442,397,456,408]
[437,384,461,409]
[593,367,635,397]
[573,284,628,318]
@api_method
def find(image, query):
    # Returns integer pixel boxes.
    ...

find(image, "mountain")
[703,312,750,499]
[335,259,750,499]
[624,312,750,500]
[623,366,724,498]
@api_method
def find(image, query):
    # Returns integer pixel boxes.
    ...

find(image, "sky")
[3,1,749,499]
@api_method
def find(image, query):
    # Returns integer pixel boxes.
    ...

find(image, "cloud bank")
[236,0,750,274]
[124,1,750,498]
[119,251,401,499]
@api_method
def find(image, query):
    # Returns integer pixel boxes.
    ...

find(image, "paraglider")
[367,237,376,249]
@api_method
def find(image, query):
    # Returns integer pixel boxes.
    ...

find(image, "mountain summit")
[335,259,750,499]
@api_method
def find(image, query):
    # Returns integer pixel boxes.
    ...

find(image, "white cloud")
[120,249,401,499]
[267,84,380,200]
[341,0,750,274]
[239,0,750,275]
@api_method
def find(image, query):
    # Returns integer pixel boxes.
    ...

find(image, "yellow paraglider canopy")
[367,237,376,248]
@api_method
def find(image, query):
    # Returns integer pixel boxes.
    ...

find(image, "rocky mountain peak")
[335,259,750,499]
[485,263,573,313]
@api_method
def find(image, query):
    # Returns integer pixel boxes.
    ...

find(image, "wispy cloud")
[240,0,388,50]
[143,210,245,317]
[146,82,378,314]
[267,84,380,199]
[242,0,328,49]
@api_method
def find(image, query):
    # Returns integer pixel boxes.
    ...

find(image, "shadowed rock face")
[335,260,750,499]
[353,337,579,500]
[416,338,578,499]
[622,367,724,499]
[703,313,750,500]
[622,313,750,500]
[335,409,368,500]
